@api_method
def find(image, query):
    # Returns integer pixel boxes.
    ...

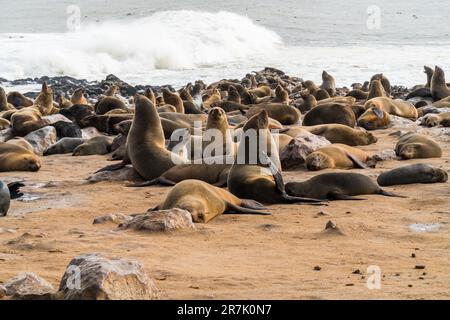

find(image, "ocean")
[1,0,450,89]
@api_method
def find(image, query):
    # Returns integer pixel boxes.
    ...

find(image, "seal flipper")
[224,201,271,215]
[378,189,407,198]
[328,192,367,201]
[261,151,323,204]
[127,177,177,187]
[95,160,127,173]
[7,182,25,199]
[346,152,369,169]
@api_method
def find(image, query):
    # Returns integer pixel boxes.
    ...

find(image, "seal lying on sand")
[285,172,404,200]
[377,164,448,186]
[0,143,42,172]
[151,179,271,223]
[305,144,374,170]
[395,133,442,159]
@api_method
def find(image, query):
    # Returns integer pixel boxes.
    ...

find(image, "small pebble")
[415,265,426,269]
[411,253,416,258]
[314,266,321,271]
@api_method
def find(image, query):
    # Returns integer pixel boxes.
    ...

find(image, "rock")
[42,114,72,124]
[118,209,195,232]
[352,269,361,274]
[389,115,417,130]
[321,220,345,236]
[280,132,331,169]
[24,126,57,156]
[3,272,55,299]
[81,127,102,139]
[373,149,397,161]
[313,266,321,271]
[59,253,159,300]
[0,227,17,234]
[0,285,6,298]
[0,128,14,142]
[93,213,133,225]
[414,265,426,269]
[86,166,142,183]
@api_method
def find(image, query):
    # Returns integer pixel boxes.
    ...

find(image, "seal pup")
[44,137,86,155]
[227,110,322,204]
[377,164,448,186]
[0,143,42,172]
[305,144,374,171]
[151,179,270,223]
[357,106,390,130]
[285,172,404,200]
[72,136,114,156]
[431,66,450,101]
[127,94,185,180]
[395,133,442,159]
[59,104,95,125]
[71,88,89,105]
[51,121,82,138]
[57,92,73,109]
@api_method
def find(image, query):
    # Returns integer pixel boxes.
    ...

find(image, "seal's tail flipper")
[379,190,407,198]
[127,177,176,187]
[346,152,370,169]
[7,182,25,199]
[329,192,367,201]
[95,161,126,173]
[225,201,271,215]
[261,151,323,204]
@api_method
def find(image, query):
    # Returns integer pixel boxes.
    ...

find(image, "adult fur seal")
[79,114,133,134]
[0,181,25,217]
[127,94,185,180]
[0,143,42,172]
[285,172,404,200]
[95,96,128,115]
[301,124,377,146]
[370,73,391,96]
[151,179,270,223]
[395,133,442,159]
[305,144,373,171]
[10,107,48,136]
[162,88,185,113]
[320,71,336,96]
[6,91,33,109]
[71,88,89,105]
[59,104,95,125]
[430,66,450,101]
[130,164,231,187]
[246,103,300,125]
[302,104,356,127]
[0,87,14,111]
[367,79,387,100]
[33,82,57,115]
[364,97,418,120]
[227,110,322,204]
[357,105,390,130]
[377,164,448,186]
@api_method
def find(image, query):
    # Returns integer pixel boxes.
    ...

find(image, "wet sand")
[0,124,449,299]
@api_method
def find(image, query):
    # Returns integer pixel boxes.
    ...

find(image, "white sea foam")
[0,10,282,81]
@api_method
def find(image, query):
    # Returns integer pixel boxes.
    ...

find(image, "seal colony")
[0,66,449,222]
[0,66,449,300]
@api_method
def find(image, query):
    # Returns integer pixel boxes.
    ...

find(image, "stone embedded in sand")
[0,285,6,298]
[81,127,102,139]
[93,213,133,225]
[42,114,72,124]
[372,149,398,161]
[322,220,345,236]
[280,132,330,169]
[0,128,14,142]
[86,166,142,183]
[3,272,55,299]
[59,253,159,300]
[118,209,195,232]
[24,126,57,156]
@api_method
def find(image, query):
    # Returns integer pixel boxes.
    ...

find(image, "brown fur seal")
[227,85,241,104]
[0,87,14,111]
[127,95,185,180]
[286,172,404,200]
[44,137,86,155]
[423,112,450,127]
[151,179,270,223]
[6,91,33,109]
[246,103,300,125]
[143,87,157,105]
[302,104,356,127]
[395,133,442,159]
[303,80,319,94]
[95,96,128,115]
[0,143,42,172]
[227,110,322,204]
[78,114,133,134]
[297,90,317,112]
[203,107,235,158]
[367,79,387,100]
[347,89,369,100]
[377,163,448,186]
[370,73,391,96]
[320,71,336,96]
[162,88,185,113]
[72,136,114,156]
[302,124,377,145]
[59,104,95,125]
[431,66,450,101]
[305,144,373,171]
[130,164,231,187]
[364,97,418,120]
[6,137,34,153]
[271,84,290,104]
[71,88,89,105]
[249,85,271,98]
[57,92,73,109]
[314,89,331,101]
[357,105,390,130]
[10,107,48,136]
[104,84,119,97]
[33,82,57,115]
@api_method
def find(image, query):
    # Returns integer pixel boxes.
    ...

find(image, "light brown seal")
[395,133,442,159]
[305,144,374,171]
[0,143,42,172]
